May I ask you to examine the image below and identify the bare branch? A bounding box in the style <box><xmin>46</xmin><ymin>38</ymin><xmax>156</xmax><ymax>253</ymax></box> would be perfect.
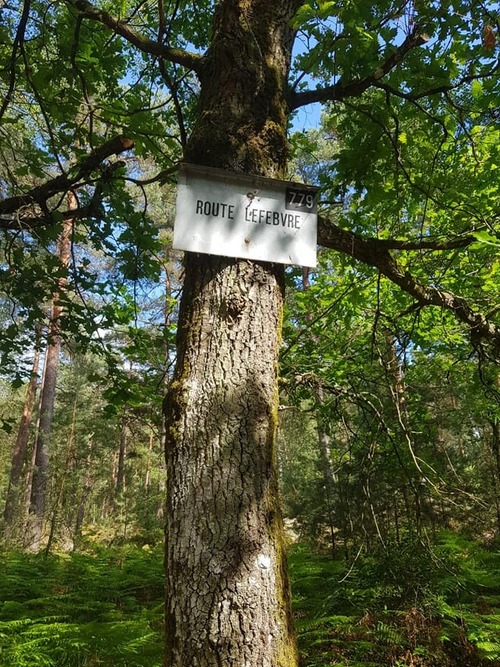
<box><xmin>159</xmin><ymin>60</ymin><xmax>188</xmax><ymax>149</ymax></box>
<box><xmin>0</xmin><ymin>0</ymin><xmax>31</xmax><ymax>123</ymax></box>
<box><xmin>0</xmin><ymin>204</ymin><xmax>95</xmax><ymax>230</ymax></box>
<box><xmin>0</xmin><ymin>135</ymin><xmax>134</xmax><ymax>219</ymax></box>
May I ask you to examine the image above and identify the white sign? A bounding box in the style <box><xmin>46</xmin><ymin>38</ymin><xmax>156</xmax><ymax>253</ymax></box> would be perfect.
<box><xmin>173</xmin><ymin>163</ymin><xmax>318</xmax><ymax>267</ymax></box>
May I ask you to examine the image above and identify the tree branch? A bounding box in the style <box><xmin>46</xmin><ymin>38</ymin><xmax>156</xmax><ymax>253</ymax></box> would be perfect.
<box><xmin>366</xmin><ymin>235</ymin><xmax>474</xmax><ymax>251</ymax></box>
<box><xmin>317</xmin><ymin>216</ymin><xmax>500</xmax><ymax>348</ymax></box>
<box><xmin>0</xmin><ymin>135</ymin><xmax>134</xmax><ymax>218</ymax></box>
<box><xmin>288</xmin><ymin>27</ymin><xmax>429</xmax><ymax>110</ymax></box>
<box><xmin>65</xmin><ymin>0</ymin><xmax>204</xmax><ymax>74</ymax></box>
<box><xmin>0</xmin><ymin>0</ymin><xmax>31</xmax><ymax>123</ymax></box>
<box><xmin>375</xmin><ymin>63</ymin><xmax>500</xmax><ymax>102</ymax></box>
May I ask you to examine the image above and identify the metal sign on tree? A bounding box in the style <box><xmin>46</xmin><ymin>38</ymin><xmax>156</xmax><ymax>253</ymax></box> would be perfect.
<box><xmin>173</xmin><ymin>163</ymin><xmax>318</xmax><ymax>267</ymax></box>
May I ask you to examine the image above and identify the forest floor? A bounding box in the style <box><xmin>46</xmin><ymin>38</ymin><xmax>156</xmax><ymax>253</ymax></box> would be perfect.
<box><xmin>0</xmin><ymin>532</ymin><xmax>499</xmax><ymax>666</ymax></box>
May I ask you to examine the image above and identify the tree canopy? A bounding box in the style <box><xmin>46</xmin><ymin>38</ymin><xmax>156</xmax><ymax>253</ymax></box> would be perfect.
<box><xmin>1</xmin><ymin>0</ymin><xmax>499</xmax><ymax>368</ymax></box>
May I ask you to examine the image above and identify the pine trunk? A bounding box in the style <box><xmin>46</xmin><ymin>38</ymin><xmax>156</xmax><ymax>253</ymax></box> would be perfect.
<box><xmin>45</xmin><ymin>395</ymin><xmax>77</xmax><ymax>556</ymax></box>
<box><xmin>164</xmin><ymin>2</ymin><xmax>299</xmax><ymax>665</ymax></box>
<box><xmin>74</xmin><ymin>437</ymin><xmax>94</xmax><ymax>546</ymax></box>
<box><xmin>28</xmin><ymin>322</ymin><xmax>61</xmax><ymax>549</ymax></box>
<box><xmin>3</xmin><ymin>340</ymin><xmax>41</xmax><ymax>528</ymax></box>
<box><xmin>28</xmin><ymin>212</ymin><xmax>73</xmax><ymax>550</ymax></box>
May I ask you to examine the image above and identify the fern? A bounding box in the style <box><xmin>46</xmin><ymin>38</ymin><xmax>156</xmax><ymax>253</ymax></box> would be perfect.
<box><xmin>0</xmin><ymin>546</ymin><xmax>164</xmax><ymax>667</ymax></box>
<box><xmin>289</xmin><ymin>537</ymin><xmax>500</xmax><ymax>667</ymax></box>
<box><xmin>2</xmin><ymin>539</ymin><xmax>500</xmax><ymax>667</ymax></box>
<box><xmin>476</xmin><ymin>641</ymin><xmax>500</xmax><ymax>661</ymax></box>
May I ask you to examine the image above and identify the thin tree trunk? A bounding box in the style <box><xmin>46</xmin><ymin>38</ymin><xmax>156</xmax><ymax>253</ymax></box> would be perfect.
<box><xmin>3</xmin><ymin>338</ymin><xmax>41</xmax><ymax>528</ymax></box>
<box><xmin>489</xmin><ymin>419</ymin><xmax>500</xmax><ymax>536</ymax></box>
<box><xmin>23</xmin><ymin>420</ymin><xmax>39</xmax><ymax>520</ymax></box>
<box><xmin>27</xmin><ymin>206</ymin><xmax>73</xmax><ymax>551</ymax></box>
<box><xmin>74</xmin><ymin>437</ymin><xmax>94</xmax><ymax>547</ymax></box>
<box><xmin>45</xmin><ymin>395</ymin><xmax>77</xmax><ymax>556</ymax></box>
<box><xmin>157</xmin><ymin>254</ymin><xmax>172</xmax><ymax>503</ymax></box>
<box><xmin>383</xmin><ymin>333</ymin><xmax>425</xmax><ymax>535</ymax></box>
<box><xmin>27</xmin><ymin>328</ymin><xmax>61</xmax><ymax>550</ymax></box>
<box><xmin>115</xmin><ymin>413</ymin><xmax>127</xmax><ymax>498</ymax></box>
<box><xmin>144</xmin><ymin>429</ymin><xmax>154</xmax><ymax>491</ymax></box>
<box><xmin>316</xmin><ymin>399</ymin><xmax>337</xmax><ymax>555</ymax></box>
<box><xmin>337</xmin><ymin>476</ymin><xmax>351</xmax><ymax>560</ymax></box>
<box><xmin>394</xmin><ymin>492</ymin><xmax>400</xmax><ymax>544</ymax></box>
<box><xmin>301</xmin><ymin>269</ymin><xmax>338</xmax><ymax>554</ymax></box>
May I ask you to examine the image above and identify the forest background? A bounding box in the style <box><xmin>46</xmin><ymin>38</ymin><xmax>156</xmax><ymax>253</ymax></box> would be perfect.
<box><xmin>1</xmin><ymin>0</ymin><xmax>500</xmax><ymax>665</ymax></box>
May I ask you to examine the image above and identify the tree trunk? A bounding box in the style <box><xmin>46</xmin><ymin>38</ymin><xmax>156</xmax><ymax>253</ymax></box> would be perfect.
<box><xmin>314</xmin><ymin>387</ymin><xmax>337</xmax><ymax>555</ymax></box>
<box><xmin>489</xmin><ymin>419</ymin><xmax>500</xmax><ymax>536</ymax></box>
<box><xmin>3</xmin><ymin>338</ymin><xmax>41</xmax><ymax>528</ymax></box>
<box><xmin>27</xmin><ymin>210</ymin><xmax>73</xmax><ymax>551</ymax></box>
<box><xmin>318</xmin><ymin>428</ymin><xmax>337</xmax><ymax>554</ymax></box>
<box><xmin>45</xmin><ymin>395</ymin><xmax>77</xmax><ymax>556</ymax></box>
<box><xmin>383</xmin><ymin>333</ymin><xmax>425</xmax><ymax>534</ymax></box>
<box><xmin>27</xmin><ymin>325</ymin><xmax>61</xmax><ymax>550</ymax></box>
<box><xmin>164</xmin><ymin>2</ymin><xmax>299</xmax><ymax>665</ymax></box>
<box><xmin>144</xmin><ymin>429</ymin><xmax>154</xmax><ymax>491</ymax></box>
<box><xmin>74</xmin><ymin>437</ymin><xmax>94</xmax><ymax>547</ymax></box>
<box><xmin>115</xmin><ymin>413</ymin><xmax>127</xmax><ymax>498</ymax></box>
<box><xmin>302</xmin><ymin>270</ymin><xmax>337</xmax><ymax>554</ymax></box>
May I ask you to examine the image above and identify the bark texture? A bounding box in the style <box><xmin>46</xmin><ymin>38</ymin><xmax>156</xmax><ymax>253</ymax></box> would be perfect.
<box><xmin>165</xmin><ymin>257</ymin><xmax>295</xmax><ymax>666</ymax></box>
<box><xmin>29</xmin><ymin>330</ymin><xmax>60</xmax><ymax>536</ymax></box>
<box><xmin>164</xmin><ymin>2</ymin><xmax>300</xmax><ymax>665</ymax></box>
<box><xmin>28</xmin><ymin>212</ymin><xmax>73</xmax><ymax>550</ymax></box>
<box><xmin>3</xmin><ymin>341</ymin><xmax>41</xmax><ymax>527</ymax></box>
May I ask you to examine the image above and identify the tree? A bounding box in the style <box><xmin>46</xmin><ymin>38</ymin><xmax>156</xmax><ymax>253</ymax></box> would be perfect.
<box><xmin>2</xmin><ymin>1</ymin><xmax>500</xmax><ymax>665</ymax></box>
<box><xmin>3</xmin><ymin>335</ymin><xmax>40</xmax><ymax>529</ymax></box>
<box><xmin>27</xmin><ymin>212</ymin><xmax>72</xmax><ymax>551</ymax></box>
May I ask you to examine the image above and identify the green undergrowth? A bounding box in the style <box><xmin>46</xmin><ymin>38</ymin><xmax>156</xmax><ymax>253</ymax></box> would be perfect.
<box><xmin>0</xmin><ymin>544</ymin><xmax>165</xmax><ymax>666</ymax></box>
<box><xmin>0</xmin><ymin>532</ymin><xmax>499</xmax><ymax>666</ymax></box>
<box><xmin>289</xmin><ymin>532</ymin><xmax>500</xmax><ymax>667</ymax></box>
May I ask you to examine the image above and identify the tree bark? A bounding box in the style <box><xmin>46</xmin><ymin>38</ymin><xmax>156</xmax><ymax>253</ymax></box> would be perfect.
<box><xmin>45</xmin><ymin>395</ymin><xmax>77</xmax><ymax>555</ymax></box>
<box><xmin>489</xmin><ymin>419</ymin><xmax>500</xmax><ymax>536</ymax></box>
<box><xmin>74</xmin><ymin>437</ymin><xmax>94</xmax><ymax>547</ymax></box>
<box><xmin>27</xmin><ymin>207</ymin><xmax>73</xmax><ymax>551</ymax></box>
<box><xmin>164</xmin><ymin>2</ymin><xmax>299</xmax><ymax>665</ymax></box>
<box><xmin>3</xmin><ymin>339</ymin><xmax>41</xmax><ymax>528</ymax></box>
<box><xmin>165</xmin><ymin>255</ymin><xmax>296</xmax><ymax>666</ymax></box>
<box><xmin>301</xmin><ymin>271</ymin><xmax>337</xmax><ymax>554</ymax></box>
<box><xmin>317</xmin><ymin>425</ymin><xmax>337</xmax><ymax>555</ymax></box>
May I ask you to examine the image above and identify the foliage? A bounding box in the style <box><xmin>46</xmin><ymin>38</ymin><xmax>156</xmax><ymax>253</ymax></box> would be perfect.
<box><xmin>0</xmin><ymin>545</ymin><xmax>164</xmax><ymax>666</ymax></box>
<box><xmin>289</xmin><ymin>534</ymin><xmax>500</xmax><ymax>666</ymax></box>
<box><xmin>3</xmin><ymin>537</ymin><xmax>498</xmax><ymax>667</ymax></box>
<box><xmin>1</xmin><ymin>0</ymin><xmax>500</xmax><ymax>662</ymax></box>
<box><xmin>0</xmin><ymin>353</ymin><xmax>166</xmax><ymax>549</ymax></box>
<box><xmin>0</xmin><ymin>0</ymin><xmax>179</xmax><ymax>388</ymax></box>
<box><xmin>280</xmin><ymin>218</ymin><xmax>500</xmax><ymax>551</ymax></box>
